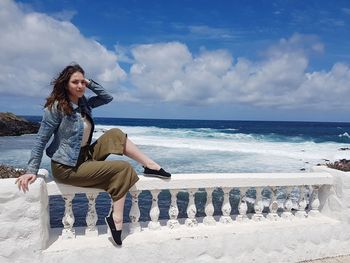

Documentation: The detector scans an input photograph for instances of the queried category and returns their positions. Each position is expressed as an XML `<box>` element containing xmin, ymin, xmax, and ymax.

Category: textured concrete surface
<box><xmin>299</xmin><ymin>255</ymin><xmax>350</xmax><ymax>263</ymax></box>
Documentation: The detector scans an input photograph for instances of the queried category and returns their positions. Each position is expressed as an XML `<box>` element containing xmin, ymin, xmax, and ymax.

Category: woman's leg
<box><xmin>124</xmin><ymin>138</ymin><xmax>161</xmax><ymax>170</ymax></box>
<box><xmin>91</xmin><ymin>128</ymin><xmax>161</xmax><ymax>170</ymax></box>
<box><xmin>112</xmin><ymin>195</ymin><xmax>126</xmax><ymax>230</ymax></box>
<box><xmin>90</xmin><ymin>128</ymin><xmax>170</xmax><ymax>177</ymax></box>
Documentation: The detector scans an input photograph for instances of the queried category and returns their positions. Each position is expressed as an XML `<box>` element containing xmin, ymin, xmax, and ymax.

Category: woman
<box><xmin>15</xmin><ymin>63</ymin><xmax>171</xmax><ymax>246</ymax></box>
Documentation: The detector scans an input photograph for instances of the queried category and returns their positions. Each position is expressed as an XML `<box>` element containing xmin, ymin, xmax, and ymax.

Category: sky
<box><xmin>1</xmin><ymin>0</ymin><xmax>350</xmax><ymax>122</ymax></box>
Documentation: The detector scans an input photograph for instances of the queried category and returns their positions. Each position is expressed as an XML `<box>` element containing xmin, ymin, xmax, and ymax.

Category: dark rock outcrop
<box><xmin>0</xmin><ymin>164</ymin><xmax>25</xmax><ymax>178</ymax></box>
<box><xmin>326</xmin><ymin>159</ymin><xmax>350</xmax><ymax>172</ymax></box>
<box><xmin>0</xmin><ymin>112</ymin><xmax>39</xmax><ymax>136</ymax></box>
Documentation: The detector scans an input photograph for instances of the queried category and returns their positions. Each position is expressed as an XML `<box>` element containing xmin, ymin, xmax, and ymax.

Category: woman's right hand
<box><xmin>15</xmin><ymin>173</ymin><xmax>37</xmax><ymax>193</ymax></box>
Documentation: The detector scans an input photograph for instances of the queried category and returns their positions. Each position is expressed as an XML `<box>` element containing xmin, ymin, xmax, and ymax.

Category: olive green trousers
<box><xmin>51</xmin><ymin>128</ymin><xmax>139</xmax><ymax>202</ymax></box>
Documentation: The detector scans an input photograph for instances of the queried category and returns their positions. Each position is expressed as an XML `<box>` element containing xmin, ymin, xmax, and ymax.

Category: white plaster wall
<box><xmin>0</xmin><ymin>178</ymin><xmax>49</xmax><ymax>263</ymax></box>
<box><xmin>312</xmin><ymin>166</ymin><xmax>350</xmax><ymax>223</ymax></box>
<box><xmin>42</xmin><ymin>217</ymin><xmax>349</xmax><ymax>263</ymax></box>
<box><xmin>1</xmin><ymin>169</ymin><xmax>350</xmax><ymax>263</ymax></box>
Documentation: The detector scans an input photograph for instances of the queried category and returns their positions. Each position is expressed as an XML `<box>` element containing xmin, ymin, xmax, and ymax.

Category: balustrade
<box><xmin>295</xmin><ymin>186</ymin><xmax>308</xmax><ymax>218</ymax></box>
<box><xmin>61</xmin><ymin>194</ymin><xmax>75</xmax><ymax>239</ymax></box>
<box><xmin>129</xmin><ymin>190</ymin><xmax>141</xmax><ymax>233</ymax></box>
<box><xmin>203</xmin><ymin>188</ymin><xmax>215</xmax><ymax>226</ymax></box>
<box><xmin>167</xmin><ymin>189</ymin><xmax>180</xmax><ymax>229</ymax></box>
<box><xmin>46</xmin><ymin>172</ymin><xmax>333</xmax><ymax>239</ymax></box>
<box><xmin>85</xmin><ymin>193</ymin><xmax>98</xmax><ymax>236</ymax></box>
<box><xmin>252</xmin><ymin>187</ymin><xmax>265</xmax><ymax>222</ymax></box>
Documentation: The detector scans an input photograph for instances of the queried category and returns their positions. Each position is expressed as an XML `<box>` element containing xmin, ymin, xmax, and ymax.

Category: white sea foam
<box><xmin>94</xmin><ymin>125</ymin><xmax>349</xmax><ymax>158</ymax></box>
<box><xmin>339</xmin><ymin>132</ymin><xmax>350</xmax><ymax>138</ymax></box>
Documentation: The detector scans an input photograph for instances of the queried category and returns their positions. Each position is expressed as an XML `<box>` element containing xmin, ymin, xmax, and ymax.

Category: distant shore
<box><xmin>0</xmin><ymin>112</ymin><xmax>39</xmax><ymax>136</ymax></box>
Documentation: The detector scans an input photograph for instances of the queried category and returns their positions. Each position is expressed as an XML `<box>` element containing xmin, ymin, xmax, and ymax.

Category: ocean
<box><xmin>1</xmin><ymin>117</ymin><xmax>350</xmax><ymax>227</ymax></box>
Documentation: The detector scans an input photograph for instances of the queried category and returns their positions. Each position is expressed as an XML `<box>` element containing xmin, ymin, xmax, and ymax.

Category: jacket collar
<box><xmin>71</xmin><ymin>102</ymin><xmax>79</xmax><ymax>110</ymax></box>
<box><xmin>70</xmin><ymin>97</ymin><xmax>86</xmax><ymax>112</ymax></box>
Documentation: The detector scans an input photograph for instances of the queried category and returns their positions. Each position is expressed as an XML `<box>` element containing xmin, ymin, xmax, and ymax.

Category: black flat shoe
<box><xmin>143</xmin><ymin>167</ymin><xmax>171</xmax><ymax>179</ymax></box>
<box><xmin>105</xmin><ymin>212</ymin><xmax>122</xmax><ymax>246</ymax></box>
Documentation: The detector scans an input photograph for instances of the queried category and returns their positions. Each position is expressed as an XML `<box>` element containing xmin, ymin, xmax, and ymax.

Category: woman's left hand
<box><xmin>15</xmin><ymin>173</ymin><xmax>37</xmax><ymax>193</ymax></box>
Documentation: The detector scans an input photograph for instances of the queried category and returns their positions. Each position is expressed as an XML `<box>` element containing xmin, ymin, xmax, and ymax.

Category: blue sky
<box><xmin>1</xmin><ymin>0</ymin><xmax>350</xmax><ymax>121</ymax></box>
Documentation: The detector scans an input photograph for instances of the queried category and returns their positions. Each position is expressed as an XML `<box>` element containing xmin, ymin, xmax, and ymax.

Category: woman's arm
<box><xmin>26</xmin><ymin>104</ymin><xmax>62</xmax><ymax>175</ymax></box>
<box><xmin>86</xmin><ymin>79</ymin><xmax>113</xmax><ymax>108</ymax></box>
<box><xmin>17</xmin><ymin>105</ymin><xmax>62</xmax><ymax>192</ymax></box>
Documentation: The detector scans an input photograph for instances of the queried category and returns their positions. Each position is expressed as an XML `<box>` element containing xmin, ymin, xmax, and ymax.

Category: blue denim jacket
<box><xmin>26</xmin><ymin>80</ymin><xmax>113</xmax><ymax>174</ymax></box>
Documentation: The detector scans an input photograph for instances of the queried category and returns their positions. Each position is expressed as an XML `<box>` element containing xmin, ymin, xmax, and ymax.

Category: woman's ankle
<box><xmin>144</xmin><ymin>162</ymin><xmax>161</xmax><ymax>171</ymax></box>
<box><xmin>112</xmin><ymin>214</ymin><xmax>123</xmax><ymax>230</ymax></box>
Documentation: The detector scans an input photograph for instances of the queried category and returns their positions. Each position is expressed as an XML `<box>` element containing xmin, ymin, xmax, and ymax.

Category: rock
<box><xmin>339</xmin><ymin>147</ymin><xmax>350</xmax><ymax>151</ymax></box>
<box><xmin>0</xmin><ymin>164</ymin><xmax>25</xmax><ymax>179</ymax></box>
<box><xmin>326</xmin><ymin>159</ymin><xmax>350</xmax><ymax>172</ymax></box>
<box><xmin>0</xmin><ymin>112</ymin><xmax>39</xmax><ymax>136</ymax></box>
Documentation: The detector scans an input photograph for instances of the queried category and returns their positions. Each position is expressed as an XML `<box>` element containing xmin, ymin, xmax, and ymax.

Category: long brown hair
<box><xmin>45</xmin><ymin>63</ymin><xmax>85</xmax><ymax>115</ymax></box>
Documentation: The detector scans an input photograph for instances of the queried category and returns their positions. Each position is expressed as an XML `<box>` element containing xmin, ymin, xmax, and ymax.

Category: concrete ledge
<box><xmin>43</xmin><ymin>215</ymin><xmax>349</xmax><ymax>263</ymax></box>
<box><xmin>46</xmin><ymin>172</ymin><xmax>334</xmax><ymax>196</ymax></box>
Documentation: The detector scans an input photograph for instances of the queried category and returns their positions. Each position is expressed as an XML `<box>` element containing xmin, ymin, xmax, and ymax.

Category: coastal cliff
<box><xmin>0</xmin><ymin>112</ymin><xmax>39</xmax><ymax>136</ymax></box>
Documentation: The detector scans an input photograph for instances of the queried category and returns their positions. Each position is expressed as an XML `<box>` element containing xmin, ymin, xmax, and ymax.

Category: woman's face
<box><xmin>67</xmin><ymin>71</ymin><xmax>86</xmax><ymax>104</ymax></box>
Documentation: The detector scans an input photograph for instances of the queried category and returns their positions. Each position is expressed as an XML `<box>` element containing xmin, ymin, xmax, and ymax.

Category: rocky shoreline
<box><xmin>326</xmin><ymin>159</ymin><xmax>350</xmax><ymax>172</ymax></box>
<box><xmin>0</xmin><ymin>164</ymin><xmax>25</xmax><ymax>179</ymax></box>
<box><xmin>0</xmin><ymin>112</ymin><xmax>39</xmax><ymax>136</ymax></box>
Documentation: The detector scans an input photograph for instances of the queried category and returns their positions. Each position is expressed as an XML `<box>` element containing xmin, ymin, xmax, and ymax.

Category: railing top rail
<box><xmin>46</xmin><ymin>172</ymin><xmax>333</xmax><ymax>196</ymax></box>
<box><xmin>132</xmin><ymin>172</ymin><xmax>333</xmax><ymax>190</ymax></box>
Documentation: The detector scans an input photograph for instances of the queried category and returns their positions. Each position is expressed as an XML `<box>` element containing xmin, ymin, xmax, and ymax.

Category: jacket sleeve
<box><xmin>26</xmin><ymin>104</ymin><xmax>62</xmax><ymax>175</ymax></box>
<box><xmin>86</xmin><ymin>79</ymin><xmax>113</xmax><ymax>109</ymax></box>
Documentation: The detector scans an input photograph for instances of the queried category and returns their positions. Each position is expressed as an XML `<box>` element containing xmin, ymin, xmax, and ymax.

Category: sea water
<box><xmin>1</xmin><ymin>117</ymin><xmax>350</xmax><ymax>227</ymax></box>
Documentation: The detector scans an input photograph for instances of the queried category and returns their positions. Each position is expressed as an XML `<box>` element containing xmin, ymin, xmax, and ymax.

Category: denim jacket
<box><xmin>26</xmin><ymin>80</ymin><xmax>113</xmax><ymax>175</ymax></box>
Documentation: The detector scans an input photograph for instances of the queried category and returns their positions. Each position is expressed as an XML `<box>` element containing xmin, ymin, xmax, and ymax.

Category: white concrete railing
<box><xmin>46</xmin><ymin>172</ymin><xmax>334</xmax><ymax>239</ymax></box>
<box><xmin>3</xmin><ymin>167</ymin><xmax>350</xmax><ymax>263</ymax></box>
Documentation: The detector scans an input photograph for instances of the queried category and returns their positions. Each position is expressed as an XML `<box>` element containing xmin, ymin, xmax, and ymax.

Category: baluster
<box><xmin>236</xmin><ymin>187</ymin><xmax>248</xmax><ymax>222</ymax></box>
<box><xmin>220</xmin><ymin>187</ymin><xmax>233</xmax><ymax>224</ymax></box>
<box><xmin>148</xmin><ymin>190</ymin><xmax>161</xmax><ymax>230</ymax></box>
<box><xmin>167</xmin><ymin>189</ymin><xmax>180</xmax><ymax>229</ymax></box>
<box><xmin>61</xmin><ymin>194</ymin><xmax>75</xmax><ymax>239</ymax></box>
<box><xmin>281</xmin><ymin>187</ymin><xmax>294</xmax><ymax>220</ymax></box>
<box><xmin>85</xmin><ymin>193</ymin><xmax>98</xmax><ymax>236</ymax></box>
<box><xmin>203</xmin><ymin>188</ymin><xmax>216</xmax><ymax>226</ymax></box>
<box><xmin>295</xmin><ymin>186</ymin><xmax>307</xmax><ymax>218</ymax></box>
<box><xmin>252</xmin><ymin>187</ymin><xmax>265</xmax><ymax>222</ymax></box>
<box><xmin>185</xmin><ymin>188</ymin><xmax>198</xmax><ymax>227</ymax></box>
<box><xmin>308</xmin><ymin>185</ymin><xmax>320</xmax><ymax>217</ymax></box>
<box><xmin>129</xmin><ymin>190</ymin><xmax>141</xmax><ymax>233</ymax></box>
<box><xmin>267</xmin><ymin>187</ymin><xmax>279</xmax><ymax>221</ymax></box>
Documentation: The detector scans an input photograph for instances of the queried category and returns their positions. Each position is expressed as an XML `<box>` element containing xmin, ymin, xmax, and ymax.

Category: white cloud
<box><xmin>130</xmin><ymin>42</ymin><xmax>192</xmax><ymax>101</ymax></box>
<box><xmin>188</xmin><ymin>25</ymin><xmax>235</xmax><ymax>39</ymax></box>
<box><xmin>1</xmin><ymin>0</ymin><xmax>349</xmax><ymax>112</ymax></box>
<box><xmin>114</xmin><ymin>44</ymin><xmax>134</xmax><ymax>64</ymax></box>
<box><xmin>0</xmin><ymin>0</ymin><xmax>125</xmax><ymax>97</ymax></box>
<box><xmin>51</xmin><ymin>10</ymin><xmax>77</xmax><ymax>21</ymax></box>
<box><xmin>130</xmin><ymin>42</ymin><xmax>234</xmax><ymax>104</ymax></box>
<box><xmin>128</xmin><ymin>34</ymin><xmax>350</xmax><ymax>110</ymax></box>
